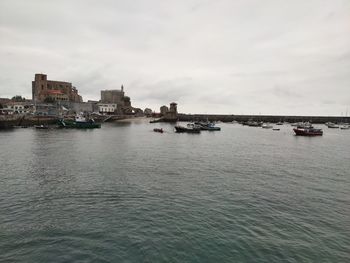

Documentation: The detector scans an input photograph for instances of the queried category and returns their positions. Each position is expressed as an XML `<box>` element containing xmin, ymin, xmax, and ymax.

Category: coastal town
<box><xmin>0</xmin><ymin>73</ymin><xmax>178</xmax><ymax>128</ymax></box>
<box><xmin>0</xmin><ymin>73</ymin><xmax>350</xmax><ymax>134</ymax></box>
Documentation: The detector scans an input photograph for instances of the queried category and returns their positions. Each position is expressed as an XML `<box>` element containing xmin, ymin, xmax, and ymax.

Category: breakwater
<box><xmin>178</xmin><ymin>114</ymin><xmax>350</xmax><ymax>124</ymax></box>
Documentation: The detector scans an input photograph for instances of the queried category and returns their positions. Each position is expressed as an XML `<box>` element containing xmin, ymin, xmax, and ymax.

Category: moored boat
<box><xmin>35</xmin><ymin>125</ymin><xmax>49</xmax><ymax>129</ymax></box>
<box><xmin>153</xmin><ymin>128</ymin><xmax>164</xmax><ymax>133</ymax></box>
<box><xmin>293</xmin><ymin>127</ymin><xmax>323</xmax><ymax>136</ymax></box>
<box><xmin>175</xmin><ymin>123</ymin><xmax>201</xmax><ymax>133</ymax></box>
<box><xmin>326</xmin><ymin>122</ymin><xmax>339</xmax><ymax>128</ymax></box>
<box><xmin>58</xmin><ymin>114</ymin><xmax>101</xmax><ymax>129</ymax></box>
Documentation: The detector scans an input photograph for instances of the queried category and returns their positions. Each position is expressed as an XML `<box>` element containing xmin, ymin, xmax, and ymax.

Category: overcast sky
<box><xmin>0</xmin><ymin>0</ymin><xmax>349</xmax><ymax>115</ymax></box>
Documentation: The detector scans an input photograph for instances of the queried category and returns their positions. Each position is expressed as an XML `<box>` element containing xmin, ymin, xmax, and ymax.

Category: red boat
<box><xmin>153</xmin><ymin>128</ymin><xmax>163</xmax><ymax>133</ymax></box>
<box><xmin>293</xmin><ymin>127</ymin><xmax>323</xmax><ymax>136</ymax></box>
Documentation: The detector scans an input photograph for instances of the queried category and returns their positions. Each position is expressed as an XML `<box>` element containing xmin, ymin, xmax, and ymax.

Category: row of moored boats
<box><xmin>325</xmin><ymin>122</ymin><xmax>350</xmax><ymax>130</ymax></box>
<box><xmin>153</xmin><ymin>121</ymin><xmax>222</xmax><ymax>134</ymax></box>
<box><xmin>174</xmin><ymin>121</ymin><xmax>221</xmax><ymax>133</ymax></box>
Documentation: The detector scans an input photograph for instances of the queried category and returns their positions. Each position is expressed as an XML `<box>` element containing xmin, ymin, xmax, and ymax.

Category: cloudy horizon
<box><xmin>1</xmin><ymin>0</ymin><xmax>349</xmax><ymax>116</ymax></box>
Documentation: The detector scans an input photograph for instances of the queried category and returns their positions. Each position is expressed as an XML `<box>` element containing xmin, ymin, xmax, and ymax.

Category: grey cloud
<box><xmin>271</xmin><ymin>86</ymin><xmax>303</xmax><ymax>99</ymax></box>
<box><xmin>0</xmin><ymin>0</ymin><xmax>349</xmax><ymax>115</ymax></box>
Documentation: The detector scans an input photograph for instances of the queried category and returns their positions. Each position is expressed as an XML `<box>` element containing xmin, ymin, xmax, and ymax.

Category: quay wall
<box><xmin>0</xmin><ymin>114</ymin><xmax>132</xmax><ymax>129</ymax></box>
<box><xmin>178</xmin><ymin>114</ymin><xmax>350</xmax><ymax>124</ymax></box>
<box><xmin>0</xmin><ymin>115</ymin><xmax>58</xmax><ymax>128</ymax></box>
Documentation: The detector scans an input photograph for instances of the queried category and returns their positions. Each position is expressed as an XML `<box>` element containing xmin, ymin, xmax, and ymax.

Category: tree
<box><xmin>11</xmin><ymin>95</ymin><xmax>25</xmax><ymax>102</ymax></box>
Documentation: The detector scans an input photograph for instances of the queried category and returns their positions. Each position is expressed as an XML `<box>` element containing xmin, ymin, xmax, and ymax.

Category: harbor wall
<box><xmin>178</xmin><ymin>114</ymin><xmax>350</xmax><ymax>124</ymax></box>
<box><xmin>0</xmin><ymin>115</ymin><xmax>58</xmax><ymax>128</ymax></box>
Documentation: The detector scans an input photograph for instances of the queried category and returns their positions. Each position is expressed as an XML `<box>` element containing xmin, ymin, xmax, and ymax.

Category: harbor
<box><xmin>1</xmin><ymin>119</ymin><xmax>349</xmax><ymax>262</ymax></box>
<box><xmin>1</xmin><ymin>0</ymin><xmax>350</xmax><ymax>261</ymax></box>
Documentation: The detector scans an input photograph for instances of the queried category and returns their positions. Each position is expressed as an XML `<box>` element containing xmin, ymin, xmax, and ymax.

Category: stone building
<box><xmin>163</xmin><ymin>102</ymin><xmax>178</xmax><ymax>121</ymax></box>
<box><xmin>100</xmin><ymin>85</ymin><xmax>132</xmax><ymax>114</ymax></box>
<box><xmin>101</xmin><ymin>86</ymin><xmax>124</xmax><ymax>104</ymax></box>
<box><xmin>98</xmin><ymin>103</ymin><xmax>117</xmax><ymax>114</ymax></box>
<box><xmin>32</xmin><ymin>73</ymin><xmax>82</xmax><ymax>103</ymax></box>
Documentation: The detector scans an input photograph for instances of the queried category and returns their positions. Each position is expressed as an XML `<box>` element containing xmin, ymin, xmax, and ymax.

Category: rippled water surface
<box><xmin>0</xmin><ymin>121</ymin><xmax>349</xmax><ymax>262</ymax></box>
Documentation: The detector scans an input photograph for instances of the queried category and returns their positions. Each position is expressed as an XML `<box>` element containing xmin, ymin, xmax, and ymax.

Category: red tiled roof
<box><xmin>47</xmin><ymin>90</ymin><xmax>64</xmax><ymax>95</ymax></box>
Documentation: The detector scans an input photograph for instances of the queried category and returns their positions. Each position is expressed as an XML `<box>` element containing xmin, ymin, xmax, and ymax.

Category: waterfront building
<box><xmin>32</xmin><ymin>73</ymin><xmax>83</xmax><ymax>103</ymax></box>
<box><xmin>98</xmin><ymin>103</ymin><xmax>117</xmax><ymax>114</ymax></box>
<box><xmin>2</xmin><ymin>101</ymin><xmax>34</xmax><ymax>115</ymax></box>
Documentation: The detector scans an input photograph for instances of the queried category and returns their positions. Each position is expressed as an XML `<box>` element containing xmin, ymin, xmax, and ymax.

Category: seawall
<box><xmin>178</xmin><ymin>114</ymin><xmax>350</xmax><ymax>124</ymax></box>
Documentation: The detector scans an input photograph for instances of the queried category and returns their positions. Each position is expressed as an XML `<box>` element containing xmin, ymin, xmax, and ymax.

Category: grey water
<box><xmin>0</xmin><ymin>121</ymin><xmax>349</xmax><ymax>262</ymax></box>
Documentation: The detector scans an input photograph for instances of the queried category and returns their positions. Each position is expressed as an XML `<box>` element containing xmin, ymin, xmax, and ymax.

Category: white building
<box><xmin>98</xmin><ymin>103</ymin><xmax>117</xmax><ymax>114</ymax></box>
<box><xmin>4</xmin><ymin>103</ymin><xmax>31</xmax><ymax>114</ymax></box>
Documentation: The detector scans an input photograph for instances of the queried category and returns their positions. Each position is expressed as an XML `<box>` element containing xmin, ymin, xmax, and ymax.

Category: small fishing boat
<box><xmin>272</xmin><ymin>128</ymin><xmax>280</xmax><ymax>131</ymax></box>
<box><xmin>340</xmin><ymin>125</ymin><xmax>350</xmax><ymax>130</ymax></box>
<box><xmin>326</xmin><ymin>122</ymin><xmax>339</xmax><ymax>128</ymax></box>
<box><xmin>153</xmin><ymin>128</ymin><xmax>164</xmax><ymax>133</ymax></box>
<box><xmin>175</xmin><ymin>123</ymin><xmax>201</xmax><ymax>133</ymax></box>
<box><xmin>58</xmin><ymin>114</ymin><xmax>101</xmax><ymax>129</ymax></box>
<box><xmin>293</xmin><ymin>127</ymin><xmax>323</xmax><ymax>136</ymax></box>
<box><xmin>35</xmin><ymin>125</ymin><xmax>49</xmax><ymax>129</ymax></box>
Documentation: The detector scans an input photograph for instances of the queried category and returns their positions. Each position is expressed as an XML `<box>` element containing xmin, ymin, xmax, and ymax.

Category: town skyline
<box><xmin>1</xmin><ymin>0</ymin><xmax>349</xmax><ymax>116</ymax></box>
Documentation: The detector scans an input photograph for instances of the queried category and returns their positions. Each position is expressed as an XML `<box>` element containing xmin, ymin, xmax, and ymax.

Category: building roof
<box><xmin>47</xmin><ymin>90</ymin><xmax>64</xmax><ymax>95</ymax></box>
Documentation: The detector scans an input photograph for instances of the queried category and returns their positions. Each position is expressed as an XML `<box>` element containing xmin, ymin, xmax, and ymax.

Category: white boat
<box><xmin>340</xmin><ymin>125</ymin><xmax>350</xmax><ymax>130</ymax></box>
<box><xmin>326</xmin><ymin>122</ymin><xmax>339</xmax><ymax>128</ymax></box>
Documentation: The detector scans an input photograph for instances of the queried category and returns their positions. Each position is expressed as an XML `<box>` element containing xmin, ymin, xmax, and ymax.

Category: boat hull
<box><xmin>153</xmin><ymin>128</ymin><xmax>164</xmax><ymax>133</ymax></box>
<box><xmin>200</xmin><ymin>126</ymin><xmax>221</xmax><ymax>131</ymax></box>
<box><xmin>58</xmin><ymin>120</ymin><xmax>101</xmax><ymax>129</ymax></box>
<box><xmin>293</xmin><ymin>128</ymin><xmax>323</xmax><ymax>136</ymax></box>
<box><xmin>175</xmin><ymin>126</ymin><xmax>200</xmax><ymax>133</ymax></box>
